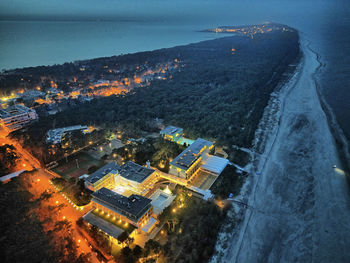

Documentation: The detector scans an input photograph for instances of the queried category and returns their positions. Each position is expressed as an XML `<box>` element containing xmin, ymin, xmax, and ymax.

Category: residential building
<box><xmin>90</xmin><ymin>187</ymin><xmax>157</xmax><ymax>233</ymax></box>
<box><xmin>0</xmin><ymin>104</ymin><xmax>38</xmax><ymax>131</ymax></box>
<box><xmin>169</xmin><ymin>138</ymin><xmax>214</xmax><ymax>180</ymax></box>
<box><xmin>160</xmin><ymin>125</ymin><xmax>183</xmax><ymax>142</ymax></box>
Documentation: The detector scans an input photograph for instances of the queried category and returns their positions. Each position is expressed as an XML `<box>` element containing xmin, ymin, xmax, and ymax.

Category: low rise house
<box><xmin>0</xmin><ymin>104</ymin><xmax>38</xmax><ymax>131</ymax></box>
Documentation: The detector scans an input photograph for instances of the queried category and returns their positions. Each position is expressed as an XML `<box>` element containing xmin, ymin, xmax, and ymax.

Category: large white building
<box><xmin>46</xmin><ymin>125</ymin><xmax>89</xmax><ymax>144</ymax></box>
<box><xmin>0</xmin><ymin>104</ymin><xmax>38</xmax><ymax>131</ymax></box>
<box><xmin>84</xmin><ymin>161</ymin><xmax>158</xmax><ymax>195</ymax></box>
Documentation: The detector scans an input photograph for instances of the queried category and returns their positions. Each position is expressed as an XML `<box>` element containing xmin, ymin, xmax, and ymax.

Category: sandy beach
<box><xmin>213</xmin><ymin>36</ymin><xmax>350</xmax><ymax>263</ymax></box>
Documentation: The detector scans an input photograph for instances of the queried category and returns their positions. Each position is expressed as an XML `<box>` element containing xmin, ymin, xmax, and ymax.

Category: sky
<box><xmin>0</xmin><ymin>0</ymin><xmax>335</xmax><ymax>21</ymax></box>
<box><xmin>1</xmin><ymin>0</ymin><xmax>214</xmax><ymax>19</ymax></box>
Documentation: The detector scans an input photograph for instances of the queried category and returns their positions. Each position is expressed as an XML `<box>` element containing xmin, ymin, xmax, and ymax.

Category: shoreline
<box><xmin>212</xmin><ymin>33</ymin><xmax>350</xmax><ymax>262</ymax></box>
<box><xmin>309</xmin><ymin>46</ymin><xmax>350</xmax><ymax>175</ymax></box>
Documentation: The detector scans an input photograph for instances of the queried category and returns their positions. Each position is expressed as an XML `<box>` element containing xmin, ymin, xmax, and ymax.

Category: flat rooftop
<box><xmin>0</xmin><ymin>104</ymin><xmax>35</xmax><ymax>118</ymax></box>
<box><xmin>160</xmin><ymin>125</ymin><xmax>183</xmax><ymax>136</ymax></box>
<box><xmin>83</xmin><ymin>211</ymin><xmax>125</xmax><ymax>239</ymax></box>
<box><xmin>85</xmin><ymin>162</ymin><xmax>120</xmax><ymax>184</ymax></box>
<box><xmin>201</xmin><ymin>155</ymin><xmax>229</xmax><ymax>175</ymax></box>
<box><xmin>92</xmin><ymin>187</ymin><xmax>152</xmax><ymax>222</ymax></box>
<box><xmin>170</xmin><ymin>138</ymin><xmax>213</xmax><ymax>170</ymax></box>
<box><xmin>118</xmin><ymin>161</ymin><xmax>155</xmax><ymax>183</ymax></box>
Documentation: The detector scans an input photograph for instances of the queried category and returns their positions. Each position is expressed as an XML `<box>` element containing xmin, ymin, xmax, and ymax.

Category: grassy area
<box><xmin>92</xmin><ymin>210</ymin><xmax>136</xmax><ymax>234</ymax></box>
<box><xmin>52</xmin><ymin>152</ymin><xmax>105</xmax><ymax>178</ymax></box>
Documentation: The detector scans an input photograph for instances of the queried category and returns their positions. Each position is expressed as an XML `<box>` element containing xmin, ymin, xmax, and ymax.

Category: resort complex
<box><xmin>80</xmin><ymin>125</ymin><xmax>229</xmax><ymax>247</ymax></box>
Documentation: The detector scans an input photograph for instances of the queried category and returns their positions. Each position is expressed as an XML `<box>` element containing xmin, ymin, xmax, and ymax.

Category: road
<box><xmin>28</xmin><ymin>168</ymin><xmax>100</xmax><ymax>263</ymax></box>
<box><xmin>222</xmin><ymin>37</ymin><xmax>350</xmax><ymax>262</ymax></box>
<box><xmin>0</xmin><ymin>126</ymin><xmax>40</xmax><ymax>171</ymax></box>
<box><xmin>0</xmin><ymin>126</ymin><xmax>102</xmax><ymax>262</ymax></box>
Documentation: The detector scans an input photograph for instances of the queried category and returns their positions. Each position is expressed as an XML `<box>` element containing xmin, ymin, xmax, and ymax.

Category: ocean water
<box><xmin>0</xmin><ymin>0</ymin><xmax>349</xmax><ymax>145</ymax></box>
<box><xmin>0</xmin><ymin>20</ymin><xmax>218</xmax><ymax>70</ymax></box>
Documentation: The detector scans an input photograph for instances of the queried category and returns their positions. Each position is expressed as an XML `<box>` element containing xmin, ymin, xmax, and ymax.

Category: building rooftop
<box><xmin>160</xmin><ymin>125</ymin><xmax>183</xmax><ymax>136</ymax></box>
<box><xmin>118</xmin><ymin>161</ymin><xmax>155</xmax><ymax>183</ymax></box>
<box><xmin>83</xmin><ymin>211</ymin><xmax>126</xmax><ymax>239</ymax></box>
<box><xmin>46</xmin><ymin>125</ymin><xmax>88</xmax><ymax>144</ymax></box>
<box><xmin>201</xmin><ymin>155</ymin><xmax>229</xmax><ymax>175</ymax></box>
<box><xmin>86</xmin><ymin>162</ymin><xmax>120</xmax><ymax>184</ymax></box>
<box><xmin>170</xmin><ymin>138</ymin><xmax>213</xmax><ymax>170</ymax></box>
<box><xmin>0</xmin><ymin>104</ymin><xmax>36</xmax><ymax>119</ymax></box>
<box><xmin>92</xmin><ymin>187</ymin><xmax>152</xmax><ymax>222</ymax></box>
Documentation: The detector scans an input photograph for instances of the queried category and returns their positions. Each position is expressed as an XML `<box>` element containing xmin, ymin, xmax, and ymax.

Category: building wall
<box><xmin>169</xmin><ymin>156</ymin><xmax>202</xmax><ymax>180</ymax></box>
<box><xmin>91</xmin><ymin>201</ymin><xmax>154</xmax><ymax>232</ymax></box>
<box><xmin>0</xmin><ymin>110</ymin><xmax>38</xmax><ymax>131</ymax></box>
<box><xmin>86</xmin><ymin>172</ymin><xmax>117</xmax><ymax>192</ymax></box>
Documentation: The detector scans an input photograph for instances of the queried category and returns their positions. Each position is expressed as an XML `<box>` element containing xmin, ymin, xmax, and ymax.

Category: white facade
<box><xmin>0</xmin><ymin>105</ymin><xmax>38</xmax><ymax>131</ymax></box>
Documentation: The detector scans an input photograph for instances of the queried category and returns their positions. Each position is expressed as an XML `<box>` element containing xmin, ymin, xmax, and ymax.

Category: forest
<box><xmin>10</xmin><ymin>27</ymin><xmax>300</xmax><ymax>165</ymax></box>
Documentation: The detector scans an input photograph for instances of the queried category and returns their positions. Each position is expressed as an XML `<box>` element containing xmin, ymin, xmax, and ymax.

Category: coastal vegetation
<box><xmin>8</xmin><ymin>28</ymin><xmax>300</xmax><ymax>168</ymax></box>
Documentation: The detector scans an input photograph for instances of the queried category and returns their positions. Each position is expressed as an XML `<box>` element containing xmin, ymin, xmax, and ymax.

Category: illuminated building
<box><xmin>0</xmin><ymin>104</ymin><xmax>38</xmax><ymax>131</ymax></box>
<box><xmin>84</xmin><ymin>162</ymin><xmax>120</xmax><ymax>192</ymax></box>
<box><xmin>85</xmin><ymin>161</ymin><xmax>157</xmax><ymax>195</ymax></box>
<box><xmin>114</xmin><ymin>161</ymin><xmax>157</xmax><ymax>195</ymax></box>
<box><xmin>169</xmin><ymin>138</ymin><xmax>214</xmax><ymax>180</ymax></box>
<box><xmin>88</xmin><ymin>187</ymin><xmax>157</xmax><ymax>234</ymax></box>
<box><xmin>160</xmin><ymin>126</ymin><xmax>183</xmax><ymax>143</ymax></box>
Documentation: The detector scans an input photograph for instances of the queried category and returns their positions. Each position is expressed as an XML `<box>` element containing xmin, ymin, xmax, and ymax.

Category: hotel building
<box><xmin>0</xmin><ymin>104</ymin><xmax>38</xmax><ymax>131</ymax></box>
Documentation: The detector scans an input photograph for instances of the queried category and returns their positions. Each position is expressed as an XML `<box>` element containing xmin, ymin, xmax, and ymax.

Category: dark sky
<box><xmin>0</xmin><ymin>0</ymin><xmax>335</xmax><ymax>21</ymax></box>
<box><xmin>1</xmin><ymin>0</ymin><xmax>215</xmax><ymax>18</ymax></box>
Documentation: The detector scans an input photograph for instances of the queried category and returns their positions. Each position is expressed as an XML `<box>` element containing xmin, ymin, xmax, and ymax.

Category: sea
<box><xmin>0</xmin><ymin>0</ymin><xmax>349</xmax><ymax>153</ymax></box>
